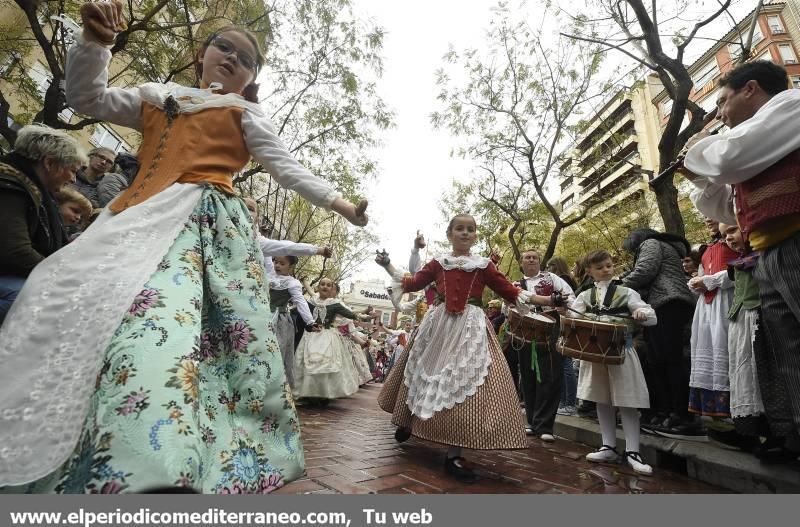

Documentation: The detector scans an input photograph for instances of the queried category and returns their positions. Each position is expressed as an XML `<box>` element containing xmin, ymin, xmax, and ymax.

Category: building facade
<box><xmin>559</xmin><ymin>0</ymin><xmax>800</xmax><ymax>228</ymax></box>
<box><xmin>558</xmin><ymin>74</ymin><xmax>663</xmax><ymax>220</ymax></box>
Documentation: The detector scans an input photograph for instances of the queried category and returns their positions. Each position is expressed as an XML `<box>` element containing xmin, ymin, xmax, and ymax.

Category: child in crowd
<box><xmin>293</xmin><ymin>278</ymin><xmax>361</xmax><ymax>403</ymax></box>
<box><xmin>568</xmin><ymin>249</ymin><xmax>656</xmax><ymax>476</ymax></box>
<box><xmin>269</xmin><ymin>255</ymin><xmax>321</xmax><ymax>388</ymax></box>
<box><xmin>718</xmin><ymin>223</ymin><xmax>775</xmax><ymax>450</ymax></box>
<box><xmin>686</xmin><ymin>219</ymin><xmax>737</xmax><ymax>423</ymax></box>
<box><xmin>54</xmin><ymin>186</ymin><xmax>92</xmax><ymax>228</ymax></box>
<box><xmin>375</xmin><ymin>215</ymin><xmax>557</xmax><ymax>481</ymax></box>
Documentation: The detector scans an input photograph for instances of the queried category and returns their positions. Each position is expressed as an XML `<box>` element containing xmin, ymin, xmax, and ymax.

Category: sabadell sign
<box><xmin>359</xmin><ymin>289</ymin><xmax>390</xmax><ymax>301</ymax></box>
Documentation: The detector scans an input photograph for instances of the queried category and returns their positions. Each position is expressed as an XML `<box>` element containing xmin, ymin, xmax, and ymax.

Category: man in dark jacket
<box><xmin>72</xmin><ymin>146</ymin><xmax>115</xmax><ymax>208</ymax></box>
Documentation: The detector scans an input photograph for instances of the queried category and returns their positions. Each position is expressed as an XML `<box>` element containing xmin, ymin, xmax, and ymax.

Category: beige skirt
<box><xmin>377</xmin><ymin>324</ymin><xmax>527</xmax><ymax>450</ymax></box>
<box><xmin>576</xmin><ymin>347</ymin><xmax>650</xmax><ymax>408</ymax></box>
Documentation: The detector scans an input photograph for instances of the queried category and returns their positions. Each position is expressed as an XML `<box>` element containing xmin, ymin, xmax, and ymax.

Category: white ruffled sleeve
<box><xmin>288</xmin><ymin>280</ymin><xmax>314</xmax><ymax>325</ymax></box>
<box><xmin>688</xmin><ymin>180</ymin><xmax>737</xmax><ymax>226</ymax></box>
<box><xmin>701</xmin><ymin>269</ymin><xmax>733</xmax><ymax>291</ymax></box>
<box><xmin>259</xmin><ymin>237</ymin><xmax>319</xmax><ymax>258</ymax></box>
<box><xmin>242</xmin><ymin>110</ymin><xmax>341</xmax><ymax>209</ymax></box>
<box><xmin>65</xmin><ymin>32</ymin><xmax>143</xmax><ymax>130</ymax></box>
<box><xmin>684</xmin><ymin>90</ymin><xmax>800</xmax><ymax>184</ymax></box>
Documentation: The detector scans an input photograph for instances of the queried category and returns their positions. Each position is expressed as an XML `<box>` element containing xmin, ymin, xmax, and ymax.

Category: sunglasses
<box><xmin>210</xmin><ymin>37</ymin><xmax>257</xmax><ymax>72</ymax></box>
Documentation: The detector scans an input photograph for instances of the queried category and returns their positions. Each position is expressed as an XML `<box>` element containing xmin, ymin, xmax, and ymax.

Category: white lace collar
<box><xmin>313</xmin><ymin>295</ymin><xmax>342</xmax><ymax>307</ymax></box>
<box><xmin>435</xmin><ymin>254</ymin><xmax>490</xmax><ymax>271</ymax></box>
<box><xmin>268</xmin><ymin>274</ymin><xmax>297</xmax><ymax>291</ymax></box>
<box><xmin>137</xmin><ymin>82</ymin><xmax>266</xmax><ymax>117</ymax></box>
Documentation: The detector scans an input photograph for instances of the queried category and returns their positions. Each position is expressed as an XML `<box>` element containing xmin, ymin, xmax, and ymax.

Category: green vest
<box><xmin>728</xmin><ymin>268</ymin><xmax>760</xmax><ymax>321</ymax></box>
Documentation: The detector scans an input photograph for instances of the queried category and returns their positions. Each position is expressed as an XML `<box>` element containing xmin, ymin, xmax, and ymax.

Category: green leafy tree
<box><xmin>562</xmin><ymin>0</ymin><xmax>759</xmax><ymax>235</ymax></box>
<box><xmin>431</xmin><ymin>1</ymin><xmax>619</xmax><ymax>264</ymax></box>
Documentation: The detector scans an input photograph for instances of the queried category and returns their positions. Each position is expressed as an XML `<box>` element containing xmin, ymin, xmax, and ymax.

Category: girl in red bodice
<box><xmin>375</xmin><ymin>214</ymin><xmax>555</xmax><ymax>481</ymax></box>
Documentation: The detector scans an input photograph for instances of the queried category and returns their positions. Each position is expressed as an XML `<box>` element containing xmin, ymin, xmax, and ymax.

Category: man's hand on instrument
<box><xmin>80</xmin><ymin>1</ymin><xmax>126</xmax><ymax>45</ymax></box>
<box><xmin>550</xmin><ymin>292</ymin><xmax>566</xmax><ymax>307</ymax></box>
<box><xmin>632</xmin><ymin>309</ymin><xmax>648</xmax><ymax>322</ymax></box>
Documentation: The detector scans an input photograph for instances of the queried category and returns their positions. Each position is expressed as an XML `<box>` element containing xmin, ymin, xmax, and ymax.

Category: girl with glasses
<box><xmin>0</xmin><ymin>0</ymin><xmax>367</xmax><ymax>494</ymax></box>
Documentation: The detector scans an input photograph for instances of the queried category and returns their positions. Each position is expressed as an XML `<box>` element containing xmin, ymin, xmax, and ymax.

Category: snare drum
<box><xmin>557</xmin><ymin>317</ymin><xmax>627</xmax><ymax>365</ymax></box>
<box><xmin>506</xmin><ymin>308</ymin><xmax>556</xmax><ymax>343</ymax></box>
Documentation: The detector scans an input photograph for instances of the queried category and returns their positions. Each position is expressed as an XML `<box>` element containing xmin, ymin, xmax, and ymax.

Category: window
<box><xmin>661</xmin><ymin>98</ymin><xmax>673</xmax><ymax>117</ymax></box>
<box><xmin>792</xmin><ymin>76</ymin><xmax>800</xmax><ymax>89</ymax></box>
<box><xmin>728</xmin><ymin>43</ymin><xmax>743</xmax><ymax>61</ymax></box>
<box><xmin>699</xmin><ymin>89</ymin><xmax>719</xmax><ymax>113</ymax></box>
<box><xmin>755</xmin><ymin>49</ymin><xmax>775</xmax><ymax>63</ymax></box>
<box><xmin>58</xmin><ymin>107</ymin><xmax>75</xmax><ymax>124</ymax></box>
<box><xmin>561</xmin><ymin>195</ymin><xmax>574</xmax><ymax>209</ymax></box>
<box><xmin>752</xmin><ymin>23</ymin><xmax>764</xmax><ymax>45</ymax></box>
<box><xmin>560</xmin><ymin>176</ymin><xmax>574</xmax><ymax>192</ymax></box>
<box><xmin>778</xmin><ymin>44</ymin><xmax>798</xmax><ymax>65</ymax></box>
<box><xmin>91</xmin><ymin>124</ymin><xmax>130</xmax><ymax>153</ymax></box>
<box><xmin>692</xmin><ymin>59</ymin><xmax>719</xmax><ymax>90</ymax></box>
<box><xmin>28</xmin><ymin>62</ymin><xmax>51</xmax><ymax>98</ymax></box>
<box><xmin>767</xmin><ymin>15</ymin><xmax>784</xmax><ymax>34</ymax></box>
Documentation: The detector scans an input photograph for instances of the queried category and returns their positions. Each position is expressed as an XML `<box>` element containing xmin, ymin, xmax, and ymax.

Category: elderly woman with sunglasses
<box><xmin>0</xmin><ymin>124</ymin><xmax>85</xmax><ymax>326</ymax></box>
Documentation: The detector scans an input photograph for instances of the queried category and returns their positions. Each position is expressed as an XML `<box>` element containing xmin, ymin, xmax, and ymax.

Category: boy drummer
<box><xmin>567</xmin><ymin>249</ymin><xmax>657</xmax><ymax>475</ymax></box>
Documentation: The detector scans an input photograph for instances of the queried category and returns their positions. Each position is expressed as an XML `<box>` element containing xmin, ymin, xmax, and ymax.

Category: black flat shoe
<box><xmin>444</xmin><ymin>456</ymin><xmax>477</xmax><ymax>482</ymax></box>
<box><xmin>394</xmin><ymin>426</ymin><xmax>412</xmax><ymax>443</ymax></box>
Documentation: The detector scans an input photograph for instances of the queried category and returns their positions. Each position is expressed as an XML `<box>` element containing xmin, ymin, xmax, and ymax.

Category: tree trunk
<box><xmin>652</xmin><ymin>179</ymin><xmax>685</xmax><ymax>234</ymax></box>
<box><xmin>542</xmin><ymin>222</ymin><xmax>563</xmax><ymax>264</ymax></box>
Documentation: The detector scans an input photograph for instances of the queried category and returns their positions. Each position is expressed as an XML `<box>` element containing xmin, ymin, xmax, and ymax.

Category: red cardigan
<box><xmin>402</xmin><ymin>259</ymin><xmax>521</xmax><ymax>314</ymax></box>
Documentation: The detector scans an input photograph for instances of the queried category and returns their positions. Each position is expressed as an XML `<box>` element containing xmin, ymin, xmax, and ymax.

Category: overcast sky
<box><xmin>345</xmin><ymin>0</ymin><xmax>756</xmax><ymax>286</ymax></box>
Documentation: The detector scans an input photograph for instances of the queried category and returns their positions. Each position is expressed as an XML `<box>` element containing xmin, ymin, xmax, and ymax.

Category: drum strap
<box><xmin>588</xmin><ymin>283</ymin><xmax>629</xmax><ymax>316</ymax></box>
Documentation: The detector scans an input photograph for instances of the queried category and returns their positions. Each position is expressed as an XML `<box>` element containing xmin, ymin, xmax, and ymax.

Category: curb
<box><xmin>554</xmin><ymin>415</ymin><xmax>800</xmax><ymax>493</ymax></box>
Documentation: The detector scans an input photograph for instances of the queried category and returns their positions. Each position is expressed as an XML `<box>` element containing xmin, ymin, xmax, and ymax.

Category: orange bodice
<box><xmin>110</xmin><ymin>101</ymin><xmax>250</xmax><ymax>212</ymax></box>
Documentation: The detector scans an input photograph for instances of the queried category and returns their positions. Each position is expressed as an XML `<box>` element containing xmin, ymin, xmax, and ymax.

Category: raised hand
<box><xmin>375</xmin><ymin>249</ymin><xmax>390</xmax><ymax>267</ymax></box>
<box><xmin>318</xmin><ymin>246</ymin><xmax>333</xmax><ymax>258</ymax></box>
<box><xmin>414</xmin><ymin>231</ymin><xmax>426</xmax><ymax>249</ymax></box>
<box><xmin>80</xmin><ymin>1</ymin><xmax>126</xmax><ymax>44</ymax></box>
<box><xmin>331</xmin><ymin>198</ymin><xmax>369</xmax><ymax>227</ymax></box>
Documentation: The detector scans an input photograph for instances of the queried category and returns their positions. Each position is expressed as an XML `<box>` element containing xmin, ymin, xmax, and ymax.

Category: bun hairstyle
<box><xmin>195</xmin><ymin>26</ymin><xmax>265</xmax><ymax>103</ymax></box>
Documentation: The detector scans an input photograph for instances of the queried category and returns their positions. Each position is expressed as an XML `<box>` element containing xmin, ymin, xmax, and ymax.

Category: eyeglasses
<box><xmin>210</xmin><ymin>37</ymin><xmax>257</xmax><ymax>72</ymax></box>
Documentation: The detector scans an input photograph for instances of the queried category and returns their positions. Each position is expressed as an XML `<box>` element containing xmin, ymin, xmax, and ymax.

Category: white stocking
<box><xmin>596</xmin><ymin>403</ymin><xmax>618</xmax><ymax>448</ymax></box>
<box><xmin>619</xmin><ymin>407</ymin><xmax>641</xmax><ymax>453</ymax></box>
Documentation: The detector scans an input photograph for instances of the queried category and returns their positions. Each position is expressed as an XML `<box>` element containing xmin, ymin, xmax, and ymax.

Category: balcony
<box><xmin>578</xmin><ymin>114</ymin><xmax>635</xmax><ymax>163</ymax></box>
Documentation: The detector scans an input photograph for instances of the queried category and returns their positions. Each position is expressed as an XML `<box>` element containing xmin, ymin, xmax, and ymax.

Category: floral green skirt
<box><xmin>9</xmin><ymin>188</ymin><xmax>304</xmax><ymax>493</ymax></box>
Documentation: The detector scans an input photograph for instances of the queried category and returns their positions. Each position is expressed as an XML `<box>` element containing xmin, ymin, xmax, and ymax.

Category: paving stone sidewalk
<box><xmin>277</xmin><ymin>384</ymin><xmax>725</xmax><ymax>494</ymax></box>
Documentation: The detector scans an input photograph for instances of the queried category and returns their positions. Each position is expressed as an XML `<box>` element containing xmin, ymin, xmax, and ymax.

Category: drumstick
<box><xmin>561</xmin><ymin>306</ymin><xmax>636</xmax><ymax>320</ymax></box>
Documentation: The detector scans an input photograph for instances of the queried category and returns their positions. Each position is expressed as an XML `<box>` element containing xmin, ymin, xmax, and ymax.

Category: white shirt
<box><xmin>685</xmin><ymin>89</ymin><xmax>800</xmax><ymax>222</ymax></box>
<box><xmin>66</xmin><ymin>34</ymin><xmax>341</xmax><ymax>210</ymax></box>
<box><xmin>520</xmin><ymin>272</ymin><xmax>576</xmax><ymax>304</ymax></box>
<box><xmin>258</xmin><ymin>236</ymin><xmax>319</xmax><ymax>276</ymax></box>
<box><xmin>569</xmin><ymin>280</ymin><xmax>657</xmax><ymax>326</ymax></box>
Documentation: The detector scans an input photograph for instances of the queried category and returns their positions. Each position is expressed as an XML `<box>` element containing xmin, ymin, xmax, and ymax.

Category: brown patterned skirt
<box><xmin>377</xmin><ymin>324</ymin><xmax>527</xmax><ymax>450</ymax></box>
